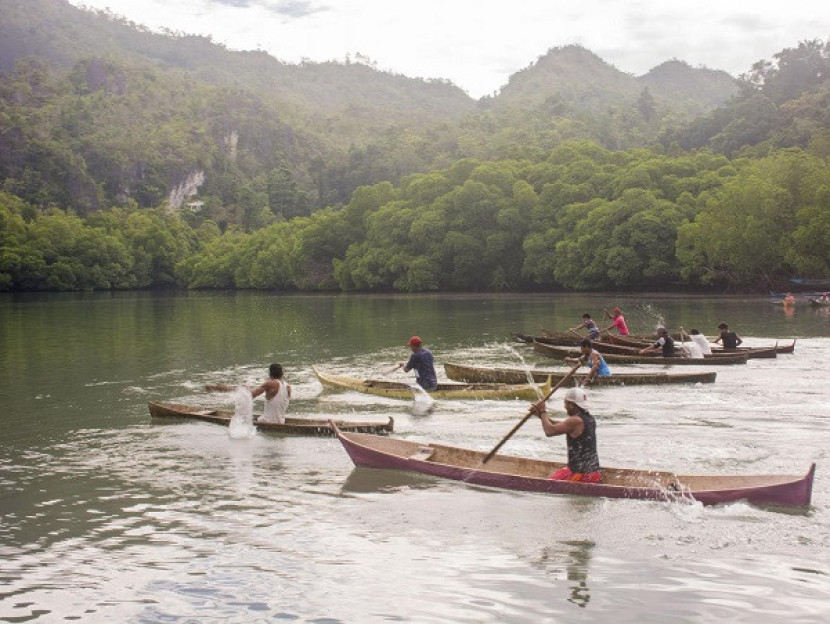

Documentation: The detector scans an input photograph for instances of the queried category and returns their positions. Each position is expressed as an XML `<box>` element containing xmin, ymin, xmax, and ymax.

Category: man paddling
<box><xmin>565</xmin><ymin>338</ymin><xmax>611</xmax><ymax>385</ymax></box>
<box><xmin>400</xmin><ymin>335</ymin><xmax>438</xmax><ymax>391</ymax></box>
<box><xmin>602</xmin><ymin>307</ymin><xmax>630</xmax><ymax>335</ymax></box>
<box><xmin>639</xmin><ymin>326</ymin><xmax>675</xmax><ymax>356</ymax></box>
<box><xmin>569</xmin><ymin>313</ymin><xmax>601</xmax><ymax>340</ymax></box>
<box><xmin>207</xmin><ymin>363</ymin><xmax>291</xmax><ymax>424</ymax></box>
<box><xmin>713</xmin><ymin>322</ymin><xmax>743</xmax><ymax>350</ymax></box>
<box><xmin>530</xmin><ymin>386</ymin><xmax>602</xmax><ymax>483</ymax></box>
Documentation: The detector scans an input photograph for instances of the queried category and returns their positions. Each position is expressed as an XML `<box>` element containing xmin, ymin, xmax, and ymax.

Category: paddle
<box><xmin>380</xmin><ymin>363</ymin><xmax>403</xmax><ymax>375</ymax></box>
<box><xmin>481</xmin><ymin>361</ymin><xmax>582</xmax><ymax>464</ymax></box>
<box><xmin>205</xmin><ymin>384</ymin><xmax>238</xmax><ymax>392</ymax></box>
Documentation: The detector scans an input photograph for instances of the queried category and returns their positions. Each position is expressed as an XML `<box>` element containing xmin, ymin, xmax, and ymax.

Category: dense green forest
<box><xmin>0</xmin><ymin>0</ymin><xmax>828</xmax><ymax>292</ymax></box>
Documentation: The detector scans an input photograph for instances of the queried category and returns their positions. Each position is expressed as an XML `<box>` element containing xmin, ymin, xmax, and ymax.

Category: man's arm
<box><xmin>530</xmin><ymin>401</ymin><xmax>580</xmax><ymax>437</ymax></box>
<box><xmin>583</xmin><ymin>352</ymin><xmax>601</xmax><ymax>383</ymax></box>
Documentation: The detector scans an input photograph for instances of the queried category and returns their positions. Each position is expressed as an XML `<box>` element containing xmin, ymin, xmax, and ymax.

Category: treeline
<box><xmin>2</xmin><ymin>142</ymin><xmax>827</xmax><ymax>292</ymax></box>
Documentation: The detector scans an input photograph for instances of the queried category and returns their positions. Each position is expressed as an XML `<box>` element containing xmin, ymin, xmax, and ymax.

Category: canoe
<box><xmin>148</xmin><ymin>401</ymin><xmax>394</xmax><ymax>435</ymax></box>
<box><xmin>606</xmin><ymin>334</ymin><xmax>796</xmax><ymax>357</ymax></box>
<box><xmin>541</xmin><ymin>328</ymin><xmax>684</xmax><ymax>342</ymax></box>
<box><xmin>533</xmin><ymin>341</ymin><xmax>749</xmax><ymax>365</ymax></box>
<box><xmin>313</xmin><ymin>366</ymin><xmax>548</xmax><ymax>401</ymax></box>
<box><xmin>444</xmin><ymin>362</ymin><xmax>717</xmax><ymax>385</ymax></box>
<box><xmin>331</xmin><ymin>425</ymin><xmax>815</xmax><ymax>508</ymax></box>
<box><xmin>809</xmin><ymin>299</ymin><xmax>830</xmax><ymax>307</ymax></box>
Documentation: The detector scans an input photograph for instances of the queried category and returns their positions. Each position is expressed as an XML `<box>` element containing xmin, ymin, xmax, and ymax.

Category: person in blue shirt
<box><xmin>400</xmin><ymin>335</ymin><xmax>438</xmax><ymax>391</ymax></box>
<box><xmin>569</xmin><ymin>313</ymin><xmax>601</xmax><ymax>340</ymax></box>
<box><xmin>565</xmin><ymin>338</ymin><xmax>611</xmax><ymax>384</ymax></box>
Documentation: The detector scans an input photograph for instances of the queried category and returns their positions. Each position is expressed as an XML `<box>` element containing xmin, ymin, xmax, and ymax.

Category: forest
<box><xmin>0</xmin><ymin>0</ymin><xmax>828</xmax><ymax>292</ymax></box>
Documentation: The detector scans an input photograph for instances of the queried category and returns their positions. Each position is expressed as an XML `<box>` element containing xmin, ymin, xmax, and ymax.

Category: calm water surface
<box><xmin>1</xmin><ymin>292</ymin><xmax>829</xmax><ymax>623</ymax></box>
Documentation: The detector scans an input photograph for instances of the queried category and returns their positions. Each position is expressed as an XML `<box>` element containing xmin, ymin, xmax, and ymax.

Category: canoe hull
<box><xmin>313</xmin><ymin>366</ymin><xmax>547</xmax><ymax>400</ymax></box>
<box><xmin>444</xmin><ymin>363</ymin><xmax>717</xmax><ymax>385</ymax></box>
<box><xmin>148</xmin><ymin>402</ymin><xmax>393</xmax><ymax>435</ymax></box>
<box><xmin>333</xmin><ymin>427</ymin><xmax>815</xmax><ymax>508</ymax></box>
<box><xmin>533</xmin><ymin>341</ymin><xmax>749</xmax><ymax>365</ymax></box>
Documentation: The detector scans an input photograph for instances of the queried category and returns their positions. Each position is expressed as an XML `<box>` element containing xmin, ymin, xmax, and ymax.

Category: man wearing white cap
<box><xmin>530</xmin><ymin>386</ymin><xmax>602</xmax><ymax>483</ymax></box>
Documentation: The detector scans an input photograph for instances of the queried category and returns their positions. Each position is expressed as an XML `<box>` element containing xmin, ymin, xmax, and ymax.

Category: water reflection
<box><xmin>339</xmin><ymin>467</ymin><xmax>437</xmax><ymax>494</ymax></box>
<box><xmin>532</xmin><ymin>540</ymin><xmax>596</xmax><ymax>608</ymax></box>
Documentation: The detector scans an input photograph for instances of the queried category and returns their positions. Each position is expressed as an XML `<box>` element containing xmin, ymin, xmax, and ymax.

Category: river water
<box><xmin>1</xmin><ymin>292</ymin><xmax>829</xmax><ymax>623</ymax></box>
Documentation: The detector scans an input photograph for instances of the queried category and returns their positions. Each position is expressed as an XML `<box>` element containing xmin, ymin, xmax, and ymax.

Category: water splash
<box><xmin>498</xmin><ymin>342</ymin><xmax>551</xmax><ymax>400</ymax></box>
<box><xmin>409</xmin><ymin>384</ymin><xmax>435</xmax><ymax>416</ymax></box>
<box><xmin>228</xmin><ymin>386</ymin><xmax>257</xmax><ymax>439</ymax></box>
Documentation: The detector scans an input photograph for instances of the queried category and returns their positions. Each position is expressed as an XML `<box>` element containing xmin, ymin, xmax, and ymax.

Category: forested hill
<box><xmin>0</xmin><ymin>0</ymin><xmax>741</xmax><ymax>215</ymax></box>
<box><xmin>0</xmin><ymin>0</ymin><xmax>475</xmax><ymax>124</ymax></box>
<box><xmin>1</xmin><ymin>0</ymin><xmax>828</xmax><ymax>293</ymax></box>
<box><xmin>492</xmin><ymin>46</ymin><xmax>737</xmax><ymax>115</ymax></box>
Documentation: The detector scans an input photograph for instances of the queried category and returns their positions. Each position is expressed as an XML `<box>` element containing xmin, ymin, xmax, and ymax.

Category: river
<box><xmin>1</xmin><ymin>292</ymin><xmax>828</xmax><ymax>622</ymax></box>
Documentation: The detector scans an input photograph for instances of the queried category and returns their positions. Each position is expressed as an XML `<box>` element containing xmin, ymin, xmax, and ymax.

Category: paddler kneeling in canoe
<box><xmin>530</xmin><ymin>386</ymin><xmax>602</xmax><ymax>483</ymax></box>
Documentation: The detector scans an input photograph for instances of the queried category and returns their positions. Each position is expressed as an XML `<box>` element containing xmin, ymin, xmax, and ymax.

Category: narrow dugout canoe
<box><xmin>541</xmin><ymin>329</ymin><xmax>684</xmax><ymax>343</ymax></box>
<box><xmin>605</xmin><ymin>334</ymin><xmax>796</xmax><ymax>357</ymax></box>
<box><xmin>332</xmin><ymin>425</ymin><xmax>815</xmax><ymax>508</ymax></box>
<box><xmin>148</xmin><ymin>401</ymin><xmax>393</xmax><ymax>435</ymax></box>
<box><xmin>313</xmin><ymin>366</ymin><xmax>548</xmax><ymax>401</ymax></box>
<box><xmin>533</xmin><ymin>341</ymin><xmax>749</xmax><ymax>365</ymax></box>
<box><xmin>444</xmin><ymin>362</ymin><xmax>717</xmax><ymax>385</ymax></box>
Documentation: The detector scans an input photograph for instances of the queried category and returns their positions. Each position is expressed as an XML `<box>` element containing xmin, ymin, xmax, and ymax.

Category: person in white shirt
<box><xmin>251</xmin><ymin>363</ymin><xmax>291</xmax><ymax>424</ymax></box>
<box><xmin>680</xmin><ymin>327</ymin><xmax>711</xmax><ymax>357</ymax></box>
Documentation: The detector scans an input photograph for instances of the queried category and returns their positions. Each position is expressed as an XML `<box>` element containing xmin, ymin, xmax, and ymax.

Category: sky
<box><xmin>67</xmin><ymin>0</ymin><xmax>830</xmax><ymax>98</ymax></box>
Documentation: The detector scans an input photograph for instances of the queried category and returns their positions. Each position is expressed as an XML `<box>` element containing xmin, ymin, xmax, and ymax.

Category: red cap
<box><xmin>407</xmin><ymin>336</ymin><xmax>422</xmax><ymax>347</ymax></box>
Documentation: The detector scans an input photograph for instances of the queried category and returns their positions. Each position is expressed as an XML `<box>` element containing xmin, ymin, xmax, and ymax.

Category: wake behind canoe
<box><xmin>148</xmin><ymin>401</ymin><xmax>393</xmax><ymax>435</ymax></box>
<box><xmin>444</xmin><ymin>362</ymin><xmax>716</xmax><ymax>385</ymax></box>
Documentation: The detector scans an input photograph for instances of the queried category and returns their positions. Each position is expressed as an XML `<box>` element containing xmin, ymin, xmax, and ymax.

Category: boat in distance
<box><xmin>312</xmin><ymin>366</ymin><xmax>549</xmax><ymax>400</ymax></box>
<box><xmin>532</xmin><ymin>341</ymin><xmax>749</xmax><ymax>365</ymax></box>
<box><xmin>602</xmin><ymin>333</ymin><xmax>795</xmax><ymax>357</ymax></box>
<box><xmin>331</xmin><ymin>424</ymin><xmax>815</xmax><ymax>508</ymax></box>
<box><xmin>148</xmin><ymin>401</ymin><xmax>394</xmax><ymax>435</ymax></box>
<box><xmin>535</xmin><ymin>330</ymin><xmax>787</xmax><ymax>359</ymax></box>
<box><xmin>444</xmin><ymin>362</ymin><xmax>717</xmax><ymax>385</ymax></box>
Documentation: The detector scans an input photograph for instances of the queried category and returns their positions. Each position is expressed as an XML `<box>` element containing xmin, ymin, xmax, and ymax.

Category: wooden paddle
<box><xmin>205</xmin><ymin>384</ymin><xmax>237</xmax><ymax>392</ymax></box>
<box><xmin>380</xmin><ymin>363</ymin><xmax>403</xmax><ymax>375</ymax></box>
<box><xmin>481</xmin><ymin>361</ymin><xmax>582</xmax><ymax>464</ymax></box>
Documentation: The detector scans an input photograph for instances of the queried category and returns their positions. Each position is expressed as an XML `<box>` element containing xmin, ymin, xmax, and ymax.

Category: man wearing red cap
<box><xmin>402</xmin><ymin>336</ymin><xmax>437</xmax><ymax>391</ymax></box>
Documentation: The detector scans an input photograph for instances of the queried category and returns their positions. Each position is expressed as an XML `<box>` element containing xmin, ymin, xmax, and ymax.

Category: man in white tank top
<box><xmin>251</xmin><ymin>363</ymin><xmax>291</xmax><ymax>424</ymax></box>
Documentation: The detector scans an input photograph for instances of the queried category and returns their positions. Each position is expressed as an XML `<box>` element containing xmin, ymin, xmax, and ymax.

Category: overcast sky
<box><xmin>68</xmin><ymin>0</ymin><xmax>829</xmax><ymax>98</ymax></box>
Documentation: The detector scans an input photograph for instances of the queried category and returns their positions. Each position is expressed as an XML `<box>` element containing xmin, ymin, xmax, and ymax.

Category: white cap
<box><xmin>564</xmin><ymin>386</ymin><xmax>589</xmax><ymax>409</ymax></box>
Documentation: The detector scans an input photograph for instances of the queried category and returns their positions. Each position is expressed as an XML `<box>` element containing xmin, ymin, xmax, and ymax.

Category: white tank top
<box><xmin>259</xmin><ymin>380</ymin><xmax>289</xmax><ymax>424</ymax></box>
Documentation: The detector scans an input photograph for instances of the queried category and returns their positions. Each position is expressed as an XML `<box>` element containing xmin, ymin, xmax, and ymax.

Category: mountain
<box><xmin>641</xmin><ymin>60</ymin><xmax>739</xmax><ymax>114</ymax></box>
<box><xmin>491</xmin><ymin>45</ymin><xmax>738</xmax><ymax>114</ymax></box>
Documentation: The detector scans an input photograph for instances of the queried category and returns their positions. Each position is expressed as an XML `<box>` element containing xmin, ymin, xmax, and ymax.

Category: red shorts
<box><xmin>549</xmin><ymin>467</ymin><xmax>602</xmax><ymax>483</ymax></box>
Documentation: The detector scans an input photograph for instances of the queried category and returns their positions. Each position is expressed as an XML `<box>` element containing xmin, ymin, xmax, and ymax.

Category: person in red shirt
<box><xmin>602</xmin><ymin>307</ymin><xmax>629</xmax><ymax>335</ymax></box>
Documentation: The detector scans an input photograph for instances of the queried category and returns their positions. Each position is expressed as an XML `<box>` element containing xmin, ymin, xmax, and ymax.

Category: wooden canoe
<box><xmin>148</xmin><ymin>401</ymin><xmax>394</xmax><ymax>435</ymax></box>
<box><xmin>533</xmin><ymin>341</ymin><xmax>749</xmax><ymax>365</ymax></box>
<box><xmin>604</xmin><ymin>334</ymin><xmax>796</xmax><ymax>358</ymax></box>
<box><xmin>444</xmin><ymin>362</ymin><xmax>717</xmax><ymax>385</ymax></box>
<box><xmin>332</xmin><ymin>425</ymin><xmax>815</xmax><ymax>508</ymax></box>
<box><xmin>313</xmin><ymin>366</ymin><xmax>549</xmax><ymax>401</ymax></box>
<box><xmin>540</xmin><ymin>328</ymin><xmax>684</xmax><ymax>343</ymax></box>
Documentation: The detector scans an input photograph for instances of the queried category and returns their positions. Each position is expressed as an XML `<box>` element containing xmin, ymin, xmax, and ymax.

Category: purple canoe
<box><xmin>332</xmin><ymin>424</ymin><xmax>815</xmax><ymax>508</ymax></box>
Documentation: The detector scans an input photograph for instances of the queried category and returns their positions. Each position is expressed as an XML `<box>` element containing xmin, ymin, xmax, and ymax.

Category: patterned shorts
<box><xmin>549</xmin><ymin>467</ymin><xmax>602</xmax><ymax>483</ymax></box>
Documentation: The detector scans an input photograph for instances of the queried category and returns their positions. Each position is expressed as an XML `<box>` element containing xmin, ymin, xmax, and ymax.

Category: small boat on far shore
<box><xmin>148</xmin><ymin>401</ymin><xmax>394</xmax><ymax>435</ymax></box>
<box><xmin>331</xmin><ymin>424</ymin><xmax>815</xmax><ymax>508</ymax></box>
<box><xmin>444</xmin><ymin>362</ymin><xmax>716</xmax><ymax>386</ymax></box>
